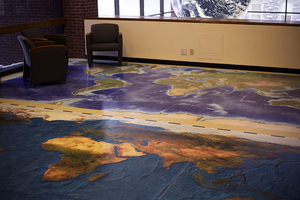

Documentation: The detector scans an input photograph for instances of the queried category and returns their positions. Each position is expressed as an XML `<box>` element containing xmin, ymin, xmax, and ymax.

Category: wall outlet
<box><xmin>181</xmin><ymin>49</ymin><xmax>187</xmax><ymax>55</ymax></box>
<box><xmin>190</xmin><ymin>49</ymin><xmax>194</xmax><ymax>55</ymax></box>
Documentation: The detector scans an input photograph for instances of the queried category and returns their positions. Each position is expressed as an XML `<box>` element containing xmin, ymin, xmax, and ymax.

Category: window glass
<box><xmin>120</xmin><ymin>0</ymin><xmax>140</xmax><ymax>16</ymax></box>
<box><xmin>244</xmin><ymin>0</ymin><xmax>286</xmax><ymax>21</ymax></box>
<box><xmin>98</xmin><ymin>0</ymin><xmax>300</xmax><ymax>22</ymax></box>
<box><xmin>145</xmin><ymin>0</ymin><xmax>160</xmax><ymax>16</ymax></box>
<box><xmin>98</xmin><ymin>0</ymin><xmax>114</xmax><ymax>16</ymax></box>
<box><xmin>289</xmin><ymin>14</ymin><xmax>300</xmax><ymax>21</ymax></box>
<box><xmin>287</xmin><ymin>0</ymin><xmax>300</xmax><ymax>21</ymax></box>
<box><xmin>164</xmin><ymin>0</ymin><xmax>172</xmax><ymax>17</ymax></box>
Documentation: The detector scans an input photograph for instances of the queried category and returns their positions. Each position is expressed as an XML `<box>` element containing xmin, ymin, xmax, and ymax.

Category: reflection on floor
<box><xmin>0</xmin><ymin>59</ymin><xmax>300</xmax><ymax>200</ymax></box>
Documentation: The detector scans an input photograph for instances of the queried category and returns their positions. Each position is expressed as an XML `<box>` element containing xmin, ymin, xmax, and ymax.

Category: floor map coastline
<box><xmin>0</xmin><ymin>61</ymin><xmax>300</xmax><ymax>199</ymax></box>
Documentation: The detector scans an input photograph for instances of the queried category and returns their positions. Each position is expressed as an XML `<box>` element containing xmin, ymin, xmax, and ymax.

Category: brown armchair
<box><xmin>20</xmin><ymin>27</ymin><xmax>69</xmax><ymax>60</ymax></box>
<box><xmin>17</xmin><ymin>35</ymin><xmax>68</xmax><ymax>88</ymax></box>
<box><xmin>86</xmin><ymin>23</ymin><xmax>122</xmax><ymax>67</ymax></box>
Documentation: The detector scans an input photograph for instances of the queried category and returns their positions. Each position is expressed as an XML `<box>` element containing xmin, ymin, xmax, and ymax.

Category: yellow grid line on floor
<box><xmin>1</xmin><ymin>98</ymin><xmax>300</xmax><ymax>139</ymax></box>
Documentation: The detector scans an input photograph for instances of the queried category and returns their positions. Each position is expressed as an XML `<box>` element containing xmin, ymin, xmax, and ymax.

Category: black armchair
<box><xmin>20</xmin><ymin>27</ymin><xmax>69</xmax><ymax>60</ymax></box>
<box><xmin>17</xmin><ymin>35</ymin><xmax>68</xmax><ymax>88</ymax></box>
<box><xmin>86</xmin><ymin>23</ymin><xmax>122</xmax><ymax>67</ymax></box>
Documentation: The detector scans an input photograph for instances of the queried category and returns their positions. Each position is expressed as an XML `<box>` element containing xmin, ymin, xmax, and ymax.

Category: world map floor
<box><xmin>0</xmin><ymin>59</ymin><xmax>300</xmax><ymax>200</ymax></box>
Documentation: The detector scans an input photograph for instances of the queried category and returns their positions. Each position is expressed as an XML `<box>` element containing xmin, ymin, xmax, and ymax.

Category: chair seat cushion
<box><xmin>90</xmin><ymin>43</ymin><xmax>119</xmax><ymax>51</ymax></box>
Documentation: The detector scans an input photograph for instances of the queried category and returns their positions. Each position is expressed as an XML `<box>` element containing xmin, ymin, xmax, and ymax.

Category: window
<box><xmin>98</xmin><ymin>0</ymin><xmax>300</xmax><ymax>22</ymax></box>
<box><xmin>145</xmin><ymin>0</ymin><xmax>160</xmax><ymax>16</ymax></box>
<box><xmin>164</xmin><ymin>0</ymin><xmax>171</xmax><ymax>17</ymax></box>
<box><xmin>244</xmin><ymin>0</ymin><xmax>300</xmax><ymax>22</ymax></box>
<box><xmin>120</xmin><ymin>0</ymin><xmax>140</xmax><ymax>16</ymax></box>
<box><xmin>98</xmin><ymin>0</ymin><xmax>173</xmax><ymax>17</ymax></box>
<box><xmin>98</xmin><ymin>0</ymin><xmax>114</xmax><ymax>16</ymax></box>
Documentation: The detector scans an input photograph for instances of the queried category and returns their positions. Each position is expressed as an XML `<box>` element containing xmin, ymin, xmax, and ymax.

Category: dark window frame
<box><xmin>112</xmin><ymin>0</ymin><xmax>299</xmax><ymax>22</ymax></box>
<box><xmin>113</xmin><ymin>0</ymin><xmax>171</xmax><ymax>17</ymax></box>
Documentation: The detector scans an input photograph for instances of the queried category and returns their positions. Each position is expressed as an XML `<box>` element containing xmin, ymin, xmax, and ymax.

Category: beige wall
<box><xmin>85</xmin><ymin>19</ymin><xmax>300</xmax><ymax>69</ymax></box>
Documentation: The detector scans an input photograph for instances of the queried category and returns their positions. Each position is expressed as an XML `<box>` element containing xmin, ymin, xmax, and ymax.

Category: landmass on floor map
<box><xmin>42</xmin><ymin>125</ymin><xmax>300</xmax><ymax>183</ymax></box>
<box><xmin>42</xmin><ymin>135</ymin><xmax>145</xmax><ymax>181</ymax></box>
<box><xmin>74</xmin><ymin>65</ymin><xmax>300</xmax><ymax>110</ymax></box>
<box><xmin>85</xmin><ymin>63</ymin><xmax>148</xmax><ymax>76</ymax></box>
<box><xmin>155</xmin><ymin>70</ymin><xmax>300</xmax><ymax>100</ymax></box>
<box><xmin>269</xmin><ymin>99</ymin><xmax>300</xmax><ymax>110</ymax></box>
<box><xmin>72</xmin><ymin>78</ymin><xmax>131</xmax><ymax>95</ymax></box>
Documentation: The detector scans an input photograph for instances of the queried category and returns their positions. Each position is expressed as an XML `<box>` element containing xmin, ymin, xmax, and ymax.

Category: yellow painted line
<box><xmin>1</xmin><ymin>98</ymin><xmax>300</xmax><ymax>139</ymax></box>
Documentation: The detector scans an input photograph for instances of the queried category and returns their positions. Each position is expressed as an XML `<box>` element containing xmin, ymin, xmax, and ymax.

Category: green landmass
<box><xmin>71</xmin><ymin>127</ymin><xmax>105</xmax><ymax>139</ymax></box>
<box><xmin>88</xmin><ymin>173</ymin><xmax>108</xmax><ymax>182</ymax></box>
<box><xmin>73</xmin><ymin>64</ymin><xmax>152</xmax><ymax>95</ymax></box>
<box><xmin>154</xmin><ymin>76</ymin><xmax>218</xmax><ymax>96</ymax></box>
<box><xmin>269</xmin><ymin>99</ymin><xmax>300</xmax><ymax>110</ymax></box>
<box><xmin>155</xmin><ymin>70</ymin><xmax>300</xmax><ymax>97</ymax></box>
<box><xmin>73</xmin><ymin>78</ymin><xmax>131</xmax><ymax>95</ymax></box>
<box><xmin>178</xmin><ymin>70</ymin><xmax>300</xmax><ymax>91</ymax></box>
<box><xmin>85</xmin><ymin>63</ymin><xmax>148</xmax><ymax>76</ymax></box>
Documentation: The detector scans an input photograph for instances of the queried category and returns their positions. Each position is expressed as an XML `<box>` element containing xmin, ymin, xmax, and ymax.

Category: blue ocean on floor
<box><xmin>0</xmin><ymin>117</ymin><xmax>299</xmax><ymax>200</ymax></box>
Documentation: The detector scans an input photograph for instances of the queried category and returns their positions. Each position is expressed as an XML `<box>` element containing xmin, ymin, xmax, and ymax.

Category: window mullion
<box><xmin>115</xmin><ymin>0</ymin><xmax>119</xmax><ymax>15</ymax></box>
<box><xmin>140</xmin><ymin>0</ymin><xmax>144</xmax><ymax>16</ymax></box>
<box><xmin>284</xmin><ymin>0</ymin><xmax>288</xmax><ymax>22</ymax></box>
<box><xmin>160</xmin><ymin>0</ymin><xmax>164</xmax><ymax>16</ymax></box>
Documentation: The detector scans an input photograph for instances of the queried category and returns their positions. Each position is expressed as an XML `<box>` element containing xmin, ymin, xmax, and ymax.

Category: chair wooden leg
<box><xmin>61</xmin><ymin>81</ymin><xmax>66</xmax><ymax>84</ymax></box>
<box><xmin>30</xmin><ymin>85</ymin><xmax>34</xmax><ymax>88</ymax></box>
<box><xmin>118</xmin><ymin>49</ymin><xmax>122</xmax><ymax>66</ymax></box>
<box><xmin>87</xmin><ymin>50</ymin><xmax>93</xmax><ymax>68</ymax></box>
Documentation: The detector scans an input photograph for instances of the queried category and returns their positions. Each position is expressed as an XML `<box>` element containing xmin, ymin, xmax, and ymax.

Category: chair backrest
<box><xmin>17</xmin><ymin>35</ymin><xmax>35</xmax><ymax>66</ymax></box>
<box><xmin>91</xmin><ymin>23</ymin><xmax>119</xmax><ymax>43</ymax></box>
<box><xmin>20</xmin><ymin>28</ymin><xmax>45</xmax><ymax>39</ymax></box>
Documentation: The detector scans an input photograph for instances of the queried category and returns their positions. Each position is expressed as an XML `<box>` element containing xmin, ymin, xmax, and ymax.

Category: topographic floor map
<box><xmin>0</xmin><ymin>61</ymin><xmax>300</xmax><ymax>199</ymax></box>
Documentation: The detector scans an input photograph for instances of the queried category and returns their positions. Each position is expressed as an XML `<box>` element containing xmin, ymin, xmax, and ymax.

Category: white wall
<box><xmin>85</xmin><ymin>19</ymin><xmax>300</xmax><ymax>69</ymax></box>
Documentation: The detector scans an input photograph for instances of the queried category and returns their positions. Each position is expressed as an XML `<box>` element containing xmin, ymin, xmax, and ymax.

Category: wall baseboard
<box><xmin>92</xmin><ymin>55</ymin><xmax>300</xmax><ymax>74</ymax></box>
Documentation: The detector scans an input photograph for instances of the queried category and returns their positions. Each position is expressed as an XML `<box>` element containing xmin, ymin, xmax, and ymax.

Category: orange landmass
<box><xmin>42</xmin><ymin>125</ymin><xmax>300</xmax><ymax>181</ymax></box>
<box><xmin>105</xmin><ymin>125</ymin><xmax>300</xmax><ymax>173</ymax></box>
<box><xmin>42</xmin><ymin>136</ymin><xmax>144</xmax><ymax>181</ymax></box>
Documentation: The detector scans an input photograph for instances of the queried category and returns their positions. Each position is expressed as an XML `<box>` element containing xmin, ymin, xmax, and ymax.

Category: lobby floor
<box><xmin>0</xmin><ymin>59</ymin><xmax>300</xmax><ymax>200</ymax></box>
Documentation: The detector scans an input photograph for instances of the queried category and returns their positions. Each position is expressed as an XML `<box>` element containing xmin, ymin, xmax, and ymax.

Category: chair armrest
<box><xmin>86</xmin><ymin>33</ymin><xmax>91</xmax><ymax>39</ymax></box>
<box><xmin>29</xmin><ymin>45</ymin><xmax>66</xmax><ymax>52</ymax></box>
<box><xmin>118</xmin><ymin>32</ymin><xmax>122</xmax><ymax>45</ymax></box>
<box><xmin>32</xmin><ymin>40</ymin><xmax>55</xmax><ymax>47</ymax></box>
<box><xmin>86</xmin><ymin>33</ymin><xmax>92</xmax><ymax>44</ymax></box>
<box><xmin>45</xmin><ymin>34</ymin><xmax>67</xmax><ymax>38</ymax></box>
<box><xmin>45</xmin><ymin>35</ymin><xmax>68</xmax><ymax>46</ymax></box>
<box><xmin>29</xmin><ymin>38</ymin><xmax>48</xmax><ymax>42</ymax></box>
